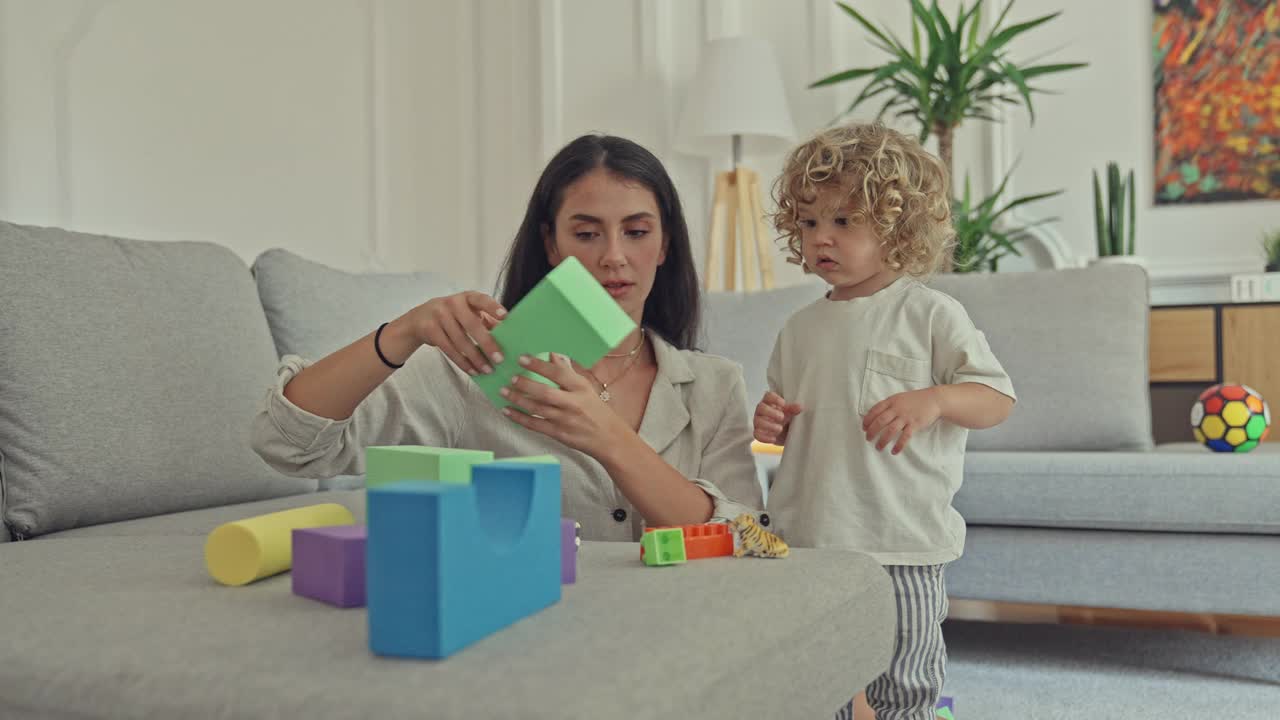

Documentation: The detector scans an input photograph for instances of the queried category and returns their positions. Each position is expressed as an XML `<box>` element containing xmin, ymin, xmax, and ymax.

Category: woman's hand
<box><xmin>499</xmin><ymin>353</ymin><xmax>629</xmax><ymax>458</ymax></box>
<box><xmin>398</xmin><ymin>291</ymin><xmax>507</xmax><ymax>376</ymax></box>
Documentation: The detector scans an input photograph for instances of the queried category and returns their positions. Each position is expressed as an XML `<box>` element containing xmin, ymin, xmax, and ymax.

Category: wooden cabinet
<box><xmin>1149</xmin><ymin>303</ymin><xmax>1280</xmax><ymax>444</ymax></box>
<box><xmin>1222</xmin><ymin>306</ymin><xmax>1280</xmax><ymax>407</ymax></box>
<box><xmin>1149</xmin><ymin>308</ymin><xmax>1217</xmax><ymax>382</ymax></box>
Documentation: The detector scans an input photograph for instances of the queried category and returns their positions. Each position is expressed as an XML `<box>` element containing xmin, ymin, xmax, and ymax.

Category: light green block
<box><xmin>473</xmin><ymin>256</ymin><xmax>636</xmax><ymax>409</ymax></box>
<box><xmin>365</xmin><ymin>446</ymin><xmax>494</xmax><ymax>487</ymax></box>
<box><xmin>936</xmin><ymin>708</ymin><xmax>955</xmax><ymax>720</ymax></box>
<box><xmin>502</xmin><ymin>455</ymin><xmax>560</xmax><ymax>465</ymax></box>
<box><xmin>640</xmin><ymin>528</ymin><xmax>687</xmax><ymax>567</ymax></box>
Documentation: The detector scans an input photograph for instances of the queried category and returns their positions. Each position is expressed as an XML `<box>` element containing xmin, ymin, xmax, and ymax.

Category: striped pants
<box><xmin>835</xmin><ymin>564</ymin><xmax>948</xmax><ymax>720</ymax></box>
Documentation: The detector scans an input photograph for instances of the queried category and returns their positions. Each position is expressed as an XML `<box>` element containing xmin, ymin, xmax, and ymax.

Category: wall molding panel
<box><xmin>54</xmin><ymin>0</ymin><xmax>108</xmax><ymax>227</ymax></box>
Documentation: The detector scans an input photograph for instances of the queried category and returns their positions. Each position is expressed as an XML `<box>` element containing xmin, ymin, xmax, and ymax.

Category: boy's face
<box><xmin>797</xmin><ymin>192</ymin><xmax>898</xmax><ymax>300</ymax></box>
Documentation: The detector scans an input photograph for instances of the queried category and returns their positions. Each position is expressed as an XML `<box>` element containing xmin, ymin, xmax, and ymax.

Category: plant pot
<box><xmin>1266</xmin><ymin>262</ymin><xmax>1279</xmax><ymax>273</ymax></box>
<box><xmin>1090</xmin><ymin>255</ymin><xmax>1146</xmax><ymax>269</ymax></box>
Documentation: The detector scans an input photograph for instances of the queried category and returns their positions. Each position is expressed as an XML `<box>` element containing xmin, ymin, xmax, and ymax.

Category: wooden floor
<box><xmin>948</xmin><ymin>600</ymin><xmax>1280</xmax><ymax>637</ymax></box>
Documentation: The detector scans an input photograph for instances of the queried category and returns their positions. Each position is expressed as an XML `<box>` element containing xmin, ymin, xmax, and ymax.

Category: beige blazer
<box><xmin>251</xmin><ymin>334</ymin><xmax>765</xmax><ymax>541</ymax></box>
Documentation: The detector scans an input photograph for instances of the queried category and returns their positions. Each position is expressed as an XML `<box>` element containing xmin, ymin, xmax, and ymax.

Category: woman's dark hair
<box><xmin>496</xmin><ymin>134</ymin><xmax>701</xmax><ymax>350</ymax></box>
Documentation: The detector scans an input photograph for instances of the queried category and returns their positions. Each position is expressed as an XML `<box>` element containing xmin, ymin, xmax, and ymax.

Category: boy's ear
<box><xmin>542</xmin><ymin>223</ymin><xmax>561</xmax><ymax>266</ymax></box>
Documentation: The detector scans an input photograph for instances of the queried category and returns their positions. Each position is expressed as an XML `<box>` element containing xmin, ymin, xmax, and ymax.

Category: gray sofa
<box><xmin>2</xmin><ymin>221</ymin><xmax>1278</xmax><ymax>610</ymax></box>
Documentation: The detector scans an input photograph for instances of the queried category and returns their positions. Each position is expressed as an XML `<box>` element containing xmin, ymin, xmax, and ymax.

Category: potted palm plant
<box><xmin>1263</xmin><ymin>229</ymin><xmax>1280</xmax><ymax>273</ymax></box>
<box><xmin>810</xmin><ymin>0</ymin><xmax>1086</xmax><ymax>271</ymax></box>
<box><xmin>1091</xmin><ymin>162</ymin><xmax>1143</xmax><ymax>267</ymax></box>
<box><xmin>953</xmin><ymin>174</ymin><xmax>1060</xmax><ymax>272</ymax></box>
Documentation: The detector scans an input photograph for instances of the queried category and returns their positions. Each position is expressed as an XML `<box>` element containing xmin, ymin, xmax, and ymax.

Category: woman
<box><xmin>251</xmin><ymin>134</ymin><xmax>763</xmax><ymax>541</ymax></box>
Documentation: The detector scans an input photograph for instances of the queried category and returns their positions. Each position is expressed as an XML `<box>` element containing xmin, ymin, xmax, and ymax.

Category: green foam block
<box><xmin>473</xmin><ymin>256</ymin><xmax>636</xmax><ymax>410</ymax></box>
<box><xmin>501</xmin><ymin>455</ymin><xmax>560</xmax><ymax>465</ymax></box>
<box><xmin>936</xmin><ymin>708</ymin><xmax>955</xmax><ymax>720</ymax></box>
<box><xmin>365</xmin><ymin>446</ymin><xmax>495</xmax><ymax>487</ymax></box>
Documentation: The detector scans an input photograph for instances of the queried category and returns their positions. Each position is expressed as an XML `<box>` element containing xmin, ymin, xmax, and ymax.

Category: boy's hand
<box><xmin>863</xmin><ymin>387</ymin><xmax>942</xmax><ymax>455</ymax></box>
<box><xmin>754</xmin><ymin>391</ymin><xmax>803</xmax><ymax>446</ymax></box>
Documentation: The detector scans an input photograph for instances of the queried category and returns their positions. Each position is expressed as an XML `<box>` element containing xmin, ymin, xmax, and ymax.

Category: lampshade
<box><xmin>675</xmin><ymin>36</ymin><xmax>797</xmax><ymax>159</ymax></box>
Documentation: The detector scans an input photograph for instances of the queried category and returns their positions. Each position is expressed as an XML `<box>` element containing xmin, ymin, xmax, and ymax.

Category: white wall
<box><xmin>993</xmin><ymin>0</ymin><xmax>1278</xmax><ymax>282</ymax></box>
<box><xmin>539</xmin><ymin>0</ymin><xmax>980</xmax><ymax>289</ymax></box>
<box><xmin>541</xmin><ymin>0</ymin><xmax>823</xmax><ymax>289</ymax></box>
<box><xmin>539</xmin><ymin>0</ymin><xmax>1278</xmax><ymax>292</ymax></box>
<box><xmin>3</xmin><ymin>0</ymin><xmax>1275</xmax><ymax>297</ymax></box>
<box><xmin>0</xmin><ymin>0</ymin><xmax>536</xmax><ymax>290</ymax></box>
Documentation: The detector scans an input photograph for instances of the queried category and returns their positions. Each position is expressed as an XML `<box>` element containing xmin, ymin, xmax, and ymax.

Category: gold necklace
<box><xmin>603</xmin><ymin>329</ymin><xmax>647</xmax><ymax>359</ymax></box>
<box><xmin>587</xmin><ymin>330</ymin><xmax>646</xmax><ymax>402</ymax></box>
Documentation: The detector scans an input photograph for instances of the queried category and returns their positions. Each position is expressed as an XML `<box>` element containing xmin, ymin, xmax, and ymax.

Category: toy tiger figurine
<box><xmin>730</xmin><ymin>513</ymin><xmax>789</xmax><ymax>558</ymax></box>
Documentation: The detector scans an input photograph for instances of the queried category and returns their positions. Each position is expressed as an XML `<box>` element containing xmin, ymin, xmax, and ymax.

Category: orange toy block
<box><xmin>643</xmin><ymin>522</ymin><xmax>733</xmax><ymax>560</ymax></box>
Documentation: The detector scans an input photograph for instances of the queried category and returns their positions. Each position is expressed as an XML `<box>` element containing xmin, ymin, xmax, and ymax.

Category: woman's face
<box><xmin>545</xmin><ymin>168</ymin><xmax>667</xmax><ymax>324</ymax></box>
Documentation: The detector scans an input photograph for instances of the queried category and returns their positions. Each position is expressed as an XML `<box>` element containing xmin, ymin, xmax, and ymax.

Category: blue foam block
<box><xmin>367</xmin><ymin>462</ymin><xmax>562</xmax><ymax>659</ymax></box>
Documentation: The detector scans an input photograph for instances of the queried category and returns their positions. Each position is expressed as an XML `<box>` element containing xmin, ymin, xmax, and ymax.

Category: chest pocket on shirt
<box><xmin>858</xmin><ymin>349</ymin><xmax>933</xmax><ymax>416</ymax></box>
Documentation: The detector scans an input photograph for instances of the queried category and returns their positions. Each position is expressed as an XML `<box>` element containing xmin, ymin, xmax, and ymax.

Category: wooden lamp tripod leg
<box><xmin>724</xmin><ymin>172</ymin><xmax>737</xmax><ymax>291</ymax></box>
<box><xmin>749</xmin><ymin>172</ymin><xmax>775</xmax><ymax>289</ymax></box>
<box><xmin>705</xmin><ymin>172</ymin><xmax>730</xmax><ymax>291</ymax></box>
<box><xmin>736</xmin><ymin>168</ymin><xmax>760</xmax><ymax>291</ymax></box>
<box><xmin>706</xmin><ymin>168</ymin><xmax>776</xmax><ymax>292</ymax></box>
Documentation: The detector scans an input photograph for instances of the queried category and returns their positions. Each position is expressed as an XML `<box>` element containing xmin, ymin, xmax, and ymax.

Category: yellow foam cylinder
<box><xmin>204</xmin><ymin>503</ymin><xmax>355</xmax><ymax>586</ymax></box>
<box><xmin>750</xmin><ymin>440</ymin><xmax>784</xmax><ymax>455</ymax></box>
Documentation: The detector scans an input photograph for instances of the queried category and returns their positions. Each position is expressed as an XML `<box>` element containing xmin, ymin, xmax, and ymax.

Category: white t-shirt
<box><xmin>765</xmin><ymin>276</ymin><xmax>1016</xmax><ymax>565</ymax></box>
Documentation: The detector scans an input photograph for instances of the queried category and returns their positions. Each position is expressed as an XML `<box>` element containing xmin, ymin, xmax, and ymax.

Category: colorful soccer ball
<box><xmin>1190</xmin><ymin>384</ymin><xmax>1271</xmax><ymax>453</ymax></box>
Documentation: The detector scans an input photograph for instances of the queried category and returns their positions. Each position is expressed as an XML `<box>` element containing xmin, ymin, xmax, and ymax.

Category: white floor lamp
<box><xmin>677</xmin><ymin>36</ymin><xmax>796</xmax><ymax>292</ymax></box>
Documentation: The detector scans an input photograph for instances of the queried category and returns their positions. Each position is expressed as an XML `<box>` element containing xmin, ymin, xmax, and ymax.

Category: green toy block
<box><xmin>365</xmin><ymin>446</ymin><xmax>494</xmax><ymax>487</ymax></box>
<box><xmin>502</xmin><ymin>455</ymin><xmax>560</xmax><ymax>464</ymax></box>
<box><xmin>473</xmin><ymin>256</ymin><xmax>636</xmax><ymax>410</ymax></box>
<box><xmin>641</xmin><ymin>528</ymin><xmax>687</xmax><ymax>567</ymax></box>
<box><xmin>936</xmin><ymin>708</ymin><xmax>955</xmax><ymax>720</ymax></box>
<box><xmin>522</xmin><ymin>353</ymin><xmax>555</xmax><ymax>390</ymax></box>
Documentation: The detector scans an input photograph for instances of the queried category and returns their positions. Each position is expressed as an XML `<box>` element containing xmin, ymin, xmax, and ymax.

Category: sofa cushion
<box><xmin>701</xmin><ymin>282</ymin><xmax>827</xmax><ymax>405</ymax></box>
<box><xmin>704</xmin><ymin>266</ymin><xmax>1151</xmax><ymax>452</ymax></box>
<box><xmin>0</xmin><ymin>221</ymin><xmax>315</xmax><ymax>539</ymax></box>
<box><xmin>950</xmin><ymin>525</ymin><xmax>1280</xmax><ymax>615</ymax></box>
<box><xmin>39</xmin><ymin>490</ymin><xmax>365</xmax><ymax>540</ymax></box>
<box><xmin>252</xmin><ymin>248</ymin><xmax>460</xmax><ymax>360</ymax></box>
<box><xmin>928</xmin><ymin>265</ymin><xmax>1153</xmax><ymax>451</ymax></box>
<box><xmin>953</xmin><ymin>447</ymin><xmax>1280</xmax><ymax>534</ymax></box>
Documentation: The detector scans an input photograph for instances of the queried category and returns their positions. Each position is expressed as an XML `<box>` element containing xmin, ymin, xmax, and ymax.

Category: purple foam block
<box><xmin>561</xmin><ymin>518</ymin><xmax>579</xmax><ymax>584</ymax></box>
<box><xmin>936</xmin><ymin>696</ymin><xmax>954</xmax><ymax>712</ymax></box>
<box><xmin>292</xmin><ymin>525</ymin><xmax>366</xmax><ymax>607</ymax></box>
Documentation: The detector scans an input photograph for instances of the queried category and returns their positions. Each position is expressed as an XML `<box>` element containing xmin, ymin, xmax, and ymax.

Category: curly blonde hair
<box><xmin>772</xmin><ymin>123</ymin><xmax>953</xmax><ymax>278</ymax></box>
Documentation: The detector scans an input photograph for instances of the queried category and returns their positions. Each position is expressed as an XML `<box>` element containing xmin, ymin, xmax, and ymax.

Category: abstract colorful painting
<box><xmin>1153</xmin><ymin>0</ymin><xmax>1280</xmax><ymax>204</ymax></box>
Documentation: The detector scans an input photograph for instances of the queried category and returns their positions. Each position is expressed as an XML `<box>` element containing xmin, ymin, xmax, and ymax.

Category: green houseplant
<box><xmin>1092</xmin><ymin>162</ymin><xmax>1139</xmax><ymax>264</ymax></box>
<box><xmin>953</xmin><ymin>174</ymin><xmax>1060</xmax><ymax>272</ymax></box>
<box><xmin>1263</xmin><ymin>229</ymin><xmax>1280</xmax><ymax>273</ymax></box>
<box><xmin>810</xmin><ymin>0</ymin><xmax>1085</xmax><ymax>271</ymax></box>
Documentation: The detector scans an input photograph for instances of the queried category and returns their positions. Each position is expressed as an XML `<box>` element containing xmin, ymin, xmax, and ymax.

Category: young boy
<box><xmin>756</xmin><ymin>123</ymin><xmax>1016</xmax><ymax>720</ymax></box>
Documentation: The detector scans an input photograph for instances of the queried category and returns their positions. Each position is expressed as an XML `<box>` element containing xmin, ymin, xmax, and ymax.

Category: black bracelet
<box><xmin>374</xmin><ymin>322</ymin><xmax>405</xmax><ymax>370</ymax></box>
